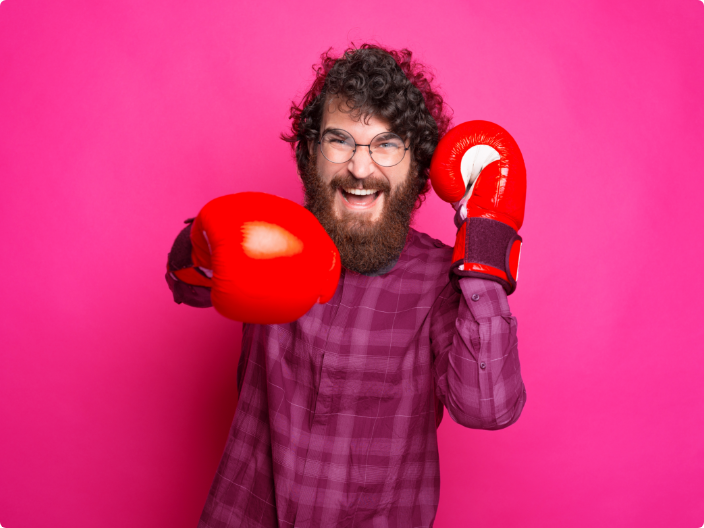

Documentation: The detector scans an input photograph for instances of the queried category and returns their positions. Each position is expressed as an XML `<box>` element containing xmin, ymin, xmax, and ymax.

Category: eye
<box><xmin>374</xmin><ymin>139</ymin><xmax>403</xmax><ymax>150</ymax></box>
<box><xmin>372</xmin><ymin>133</ymin><xmax>404</xmax><ymax>150</ymax></box>
<box><xmin>322</xmin><ymin>132</ymin><xmax>353</xmax><ymax>148</ymax></box>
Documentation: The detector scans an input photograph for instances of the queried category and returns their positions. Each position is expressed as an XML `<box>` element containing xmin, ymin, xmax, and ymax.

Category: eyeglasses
<box><xmin>318</xmin><ymin>129</ymin><xmax>410</xmax><ymax>167</ymax></box>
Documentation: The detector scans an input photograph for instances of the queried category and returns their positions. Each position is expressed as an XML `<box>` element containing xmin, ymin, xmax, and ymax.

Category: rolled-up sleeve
<box><xmin>430</xmin><ymin>277</ymin><xmax>526</xmax><ymax>430</ymax></box>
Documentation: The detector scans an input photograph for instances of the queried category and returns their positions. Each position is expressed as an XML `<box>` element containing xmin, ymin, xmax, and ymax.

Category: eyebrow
<box><xmin>321</xmin><ymin>127</ymin><xmax>351</xmax><ymax>137</ymax></box>
<box><xmin>373</xmin><ymin>132</ymin><xmax>399</xmax><ymax>141</ymax></box>
<box><xmin>320</xmin><ymin>127</ymin><xmax>399</xmax><ymax>140</ymax></box>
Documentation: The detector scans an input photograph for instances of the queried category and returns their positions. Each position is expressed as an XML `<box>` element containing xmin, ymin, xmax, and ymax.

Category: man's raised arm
<box><xmin>430</xmin><ymin>277</ymin><xmax>525</xmax><ymax>429</ymax></box>
<box><xmin>429</xmin><ymin>120</ymin><xmax>527</xmax><ymax>430</ymax></box>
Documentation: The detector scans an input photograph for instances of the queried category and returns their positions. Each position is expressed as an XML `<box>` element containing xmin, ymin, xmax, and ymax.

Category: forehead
<box><xmin>320</xmin><ymin>97</ymin><xmax>392</xmax><ymax>138</ymax></box>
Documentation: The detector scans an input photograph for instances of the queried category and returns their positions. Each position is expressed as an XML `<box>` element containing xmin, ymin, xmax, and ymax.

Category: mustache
<box><xmin>329</xmin><ymin>174</ymin><xmax>391</xmax><ymax>193</ymax></box>
<box><xmin>301</xmin><ymin>154</ymin><xmax>421</xmax><ymax>275</ymax></box>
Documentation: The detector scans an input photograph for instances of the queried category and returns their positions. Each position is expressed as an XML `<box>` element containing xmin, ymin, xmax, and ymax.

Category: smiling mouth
<box><xmin>340</xmin><ymin>187</ymin><xmax>381</xmax><ymax>207</ymax></box>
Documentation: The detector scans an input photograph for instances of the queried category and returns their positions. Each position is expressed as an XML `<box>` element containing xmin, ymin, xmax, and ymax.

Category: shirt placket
<box><xmin>293</xmin><ymin>269</ymin><xmax>353</xmax><ymax>528</ymax></box>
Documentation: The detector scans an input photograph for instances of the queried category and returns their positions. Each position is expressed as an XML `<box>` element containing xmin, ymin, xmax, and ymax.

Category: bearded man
<box><xmin>166</xmin><ymin>44</ymin><xmax>526</xmax><ymax>528</ymax></box>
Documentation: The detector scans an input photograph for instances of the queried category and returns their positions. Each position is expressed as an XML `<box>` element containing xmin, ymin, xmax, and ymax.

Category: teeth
<box><xmin>344</xmin><ymin>188</ymin><xmax>378</xmax><ymax>196</ymax></box>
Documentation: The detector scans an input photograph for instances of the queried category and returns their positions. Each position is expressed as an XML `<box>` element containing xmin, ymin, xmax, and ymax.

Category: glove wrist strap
<box><xmin>451</xmin><ymin>217</ymin><xmax>522</xmax><ymax>295</ymax></box>
<box><xmin>166</xmin><ymin>218</ymin><xmax>214</xmax><ymax>307</ymax></box>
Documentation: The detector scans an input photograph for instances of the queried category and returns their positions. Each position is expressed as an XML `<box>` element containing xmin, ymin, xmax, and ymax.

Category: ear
<box><xmin>297</xmin><ymin>141</ymin><xmax>315</xmax><ymax>183</ymax></box>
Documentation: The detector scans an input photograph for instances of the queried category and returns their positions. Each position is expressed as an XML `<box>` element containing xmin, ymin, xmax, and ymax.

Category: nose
<box><xmin>346</xmin><ymin>145</ymin><xmax>375</xmax><ymax>181</ymax></box>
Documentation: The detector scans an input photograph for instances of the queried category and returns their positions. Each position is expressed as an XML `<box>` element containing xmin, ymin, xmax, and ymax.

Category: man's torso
<box><xmin>199</xmin><ymin>229</ymin><xmax>456</xmax><ymax>528</ymax></box>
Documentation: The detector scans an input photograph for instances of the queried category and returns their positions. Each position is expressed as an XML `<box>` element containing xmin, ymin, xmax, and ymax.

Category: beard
<box><xmin>301</xmin><ymin>154</ymin><xmax>422</xmax><ymax>275</ymax></box>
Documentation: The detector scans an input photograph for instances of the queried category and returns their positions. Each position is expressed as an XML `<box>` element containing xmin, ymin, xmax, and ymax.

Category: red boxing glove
<box><xmin>430</xmin><ymin>120</ymin><xmax>526</xmax><ymax>294</ymax></box>
<box><xmin>189</xmin><ymin>192</ymin><xmax>340</xmax><ymax>324</ymax></box>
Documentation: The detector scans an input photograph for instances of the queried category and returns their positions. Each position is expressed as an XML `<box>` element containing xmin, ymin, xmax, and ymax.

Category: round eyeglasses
<box><xmin>318</xmin><ymin>129</ymin><xmax>410</xmax><ymax>167</ymax></box>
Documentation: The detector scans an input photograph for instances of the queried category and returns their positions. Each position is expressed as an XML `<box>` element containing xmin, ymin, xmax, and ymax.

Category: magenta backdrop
<box><xmin>1</xmin><ymin>0</ymin><xmax>703</xmax><ymax>526</ymax></box>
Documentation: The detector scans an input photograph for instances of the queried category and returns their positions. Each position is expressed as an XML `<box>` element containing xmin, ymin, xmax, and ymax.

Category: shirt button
<box><xmin>480</xmin><ymin>362</ymin><xmax>486</xmax><ymax>369</ymax></box>
<box><xmin>471</xmin><ymin>293</ymin><xmax>480</xmax><ymax>302</ymax></box>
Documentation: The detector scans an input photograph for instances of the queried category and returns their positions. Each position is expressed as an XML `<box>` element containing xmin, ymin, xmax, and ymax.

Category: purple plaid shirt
<box><xmin>196</xmin><ymin>228</ymin><xmax>525</xmax><ymax>528</ymax></box>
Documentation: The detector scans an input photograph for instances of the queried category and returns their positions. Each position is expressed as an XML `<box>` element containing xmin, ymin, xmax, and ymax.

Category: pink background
<box><xmin>1</xmin><ymin>0</ymin><xmax>703</xmax><ymax>526</ymax></box>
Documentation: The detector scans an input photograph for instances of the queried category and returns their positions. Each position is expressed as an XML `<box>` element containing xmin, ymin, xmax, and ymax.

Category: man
<box><xmin>167</xmin><ymin>44</ymin><xmax>526</xmax><ymax>528</ymax></box>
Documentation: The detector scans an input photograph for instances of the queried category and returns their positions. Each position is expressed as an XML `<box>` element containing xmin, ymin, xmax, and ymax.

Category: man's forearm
<box><xmin>433</xmin><ymin>277</ymin><xmax>526</xmax><ymax>430</ymax></box>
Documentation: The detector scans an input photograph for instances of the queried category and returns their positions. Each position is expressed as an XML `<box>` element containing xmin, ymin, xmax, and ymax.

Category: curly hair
<box><xmin>282</xmin><ymin>44</ymin><xmax>452</xmax><ymax>205</ymax></box>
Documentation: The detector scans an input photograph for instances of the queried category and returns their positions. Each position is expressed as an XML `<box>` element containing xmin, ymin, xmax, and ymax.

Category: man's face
<box><xmin>312</xmin><ymin>98</ymin><xmax>413</xmax><ymax>224</ymax></box>
<box><xmin>302</xmin><ymin>98</ymin><xmax>422</xmax><ymax>275</ymax></box>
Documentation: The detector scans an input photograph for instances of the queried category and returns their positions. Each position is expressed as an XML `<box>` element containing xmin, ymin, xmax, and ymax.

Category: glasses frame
<box><xmin>317</xmin><ymin>129</ymin><xmax>410</xmax><ymax>167</ymax></box>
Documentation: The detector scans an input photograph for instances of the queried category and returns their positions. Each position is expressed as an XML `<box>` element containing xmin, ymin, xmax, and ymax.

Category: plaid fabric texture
<box><xmin>198</xmin><ymin>229</ymin><xmax>526</xmax><ymax>528</ymax></box>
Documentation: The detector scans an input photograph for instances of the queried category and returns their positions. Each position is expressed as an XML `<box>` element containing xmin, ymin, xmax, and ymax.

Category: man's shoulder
<box><xmin>407</xmin><ymin>228</ymin><xmax>453</xmax><ymax>254</ymax></box>
<box><xmin>399</xmin><ymin>228</ymin><xmax>454</xmax><ymax>277</ymax></box>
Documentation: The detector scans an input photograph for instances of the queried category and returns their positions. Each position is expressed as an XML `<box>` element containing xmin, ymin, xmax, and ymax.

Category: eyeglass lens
<box><xmin>320</xmin><ymin>130</ymin><xmax>406</xmax><ymax>167</ymax></box>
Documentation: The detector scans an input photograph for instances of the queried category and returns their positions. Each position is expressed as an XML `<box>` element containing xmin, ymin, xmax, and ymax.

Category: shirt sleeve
<box><xmin>430</xmin><ymin>277</ymin><xmax>526</xmax><ymax>430</ymax></box>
